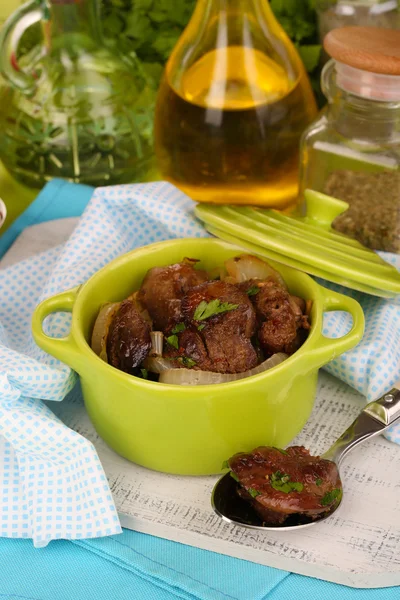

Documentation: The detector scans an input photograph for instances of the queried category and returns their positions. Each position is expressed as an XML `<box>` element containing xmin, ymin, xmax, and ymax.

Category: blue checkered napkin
<box><xmin>321</xmin><ymin>252</ymin><xmax>400</xmax><ymax>444</ymax></box>
<box><xmin>0</xmin><ymin>182</ymin><xmax>207</xmax><ymax>547</ymax></box>
<box><xmin>0</xmin><ymin>181</ymin><xmax>399</xmax><ymax>548</ymax></box>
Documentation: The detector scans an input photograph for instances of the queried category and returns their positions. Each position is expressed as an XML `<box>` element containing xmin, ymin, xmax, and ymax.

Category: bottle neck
<box><xmin>43</xmin><ymin>0</ymin><xmax>102</xmax><ymax>50</ymax></box>
<box><xmin>191</xmin><ymin>0</ymin><xmax>283</xmax><ymax>43</ymax></box>
<box><xmin>196</xmin><ymin>0</ymin><xmax>267</xmax><ymax>11</ymax></box>
<box><xmin>185</xmin><ymin>0</ymin><xmax>297</xmax><ymax>80</ymax></box>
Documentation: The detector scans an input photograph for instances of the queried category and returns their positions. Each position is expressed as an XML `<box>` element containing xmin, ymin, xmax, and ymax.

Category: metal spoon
<box><xmin>212</xmin><ymin>386</ymin><xmax>400</xmax><ymax>531</ymax></box>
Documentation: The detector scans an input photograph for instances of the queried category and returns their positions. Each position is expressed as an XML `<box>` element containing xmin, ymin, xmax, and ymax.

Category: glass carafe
<box><xmin>0</xmin><ymin>0</ymin><xmax>156</xmax><ymax>188</ymax></box>
<box><xmin>154</xmin><ymin>0</ymin><xmax>317</xmax><ymax>209</ymax></box>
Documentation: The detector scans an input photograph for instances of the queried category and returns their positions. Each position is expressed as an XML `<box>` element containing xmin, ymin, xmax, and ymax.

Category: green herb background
<box><xmin>102</xmin><ymin>0</ymin><xmax>322</xmax><ymax>99</ymax></box>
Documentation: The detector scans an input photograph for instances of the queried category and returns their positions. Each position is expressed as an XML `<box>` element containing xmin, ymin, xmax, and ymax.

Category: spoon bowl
<box><xmin>211</xmin><ymin>387</ymin><xmax>400</xmax><ymax>531</ymax></box>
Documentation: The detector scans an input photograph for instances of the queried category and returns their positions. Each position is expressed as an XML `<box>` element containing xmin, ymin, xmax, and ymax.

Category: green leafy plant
<box><xmin>102</xmin><ymin>0</ymin><xmax>196</xmax><ymax>84</ymax></box>
<box><xmin>269</xmin><ymin>0</ymin><xmax>323</xmax><ymax>102</ymax></box>
<box><xmin>102</xmin><ymin>0</ymin><xmax>322</xmax><ymax>94</ymax></box>
<box><xmin>15</xmin><ymin>1</ymin><xmax>322</xmax><ymax>98</ymax></box>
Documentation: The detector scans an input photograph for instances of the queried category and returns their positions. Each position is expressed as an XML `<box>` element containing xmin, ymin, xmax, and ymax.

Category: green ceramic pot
<box><xmin>32</xmin><ymin>238</ymin><xmax>365</xmax><ymax>475</ymax></box>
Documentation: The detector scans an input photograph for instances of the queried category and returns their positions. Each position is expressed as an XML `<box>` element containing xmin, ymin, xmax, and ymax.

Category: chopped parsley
<box><xmin>315</xmin><ymin>478</ymin><xmax>323</xmax><ymax>487</ymax></box>
<box><xmin>172</xmin><ymin>322</ymin><xmax>186</xmax><ymax>334</ymax></box>
<box><xmin>193</xmin><ymin>299</ymin><xmax>239</xmax><ymax>322</ymax></box>
<box><xmin>197</xmin><ymin>323</ymin><xmax>206</xmax><ymax>331</ymax></box>
<box><xmin>270</xmin><ymin>471</ymin><xmax>304</xmax><ymax>494</ymax></box>
<box><xmin>166</xmin><ymin>334</ymin><xmax>179</xmax><ymax>349</ymax></box>
<box><xmin>273</xmin><ymin>447</ymin><xmax>288</xmax><ymax>455</ymax></box>
<box><xmin>247</xmin><ymin>286</ymin><xmax>260</xmax><ymax>297</ymax></box>
<box><xmin>321</xmin><ymin>488</ymin><xmax>342</xmax><ymax>507</ymax></box>
<box><xmin>178</xmin><ymin>356</ymin><xmax>197</xmax><ymax>368</ymax></box>
<box><xmin>221</xmin><ymin>460</ymin><xmax>229</xmax><ymax>470</ymax></box>
<box><xmin>248</xmin><ymin>488</ymin><xmax>261</xmax><ymax>498</ymax></box>
<box><xmin>140</xmin><ymin>368</ymin><xmax>148</xmax><ymax>380</ymax></box>
<box><xmin>230</xmin><ymin>471</ymin><xmax>240</xmax><ymax>483</ymax></box>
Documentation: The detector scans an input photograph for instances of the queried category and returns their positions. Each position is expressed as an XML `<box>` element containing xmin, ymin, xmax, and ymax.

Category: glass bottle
<box><xmin>0</xmin><ymin>0</ymin><xmax>156</xmax><ymax>188</ymax></box>
<box><xmin>299</xmin><ymin>27</ymin><xmax>400</xmax><ymax>252</ymax></box>
<box><xmin>154</xmin><ymin>0</ymin><xmax>317</xmax><ymax>209</ymax></box>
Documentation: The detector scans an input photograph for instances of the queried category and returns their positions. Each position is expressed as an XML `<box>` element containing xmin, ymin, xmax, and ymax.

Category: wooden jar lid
<box><xmin>324</xmin><ymin>27</ymin><xmax>400</xmax><ymax>75</ymax></box>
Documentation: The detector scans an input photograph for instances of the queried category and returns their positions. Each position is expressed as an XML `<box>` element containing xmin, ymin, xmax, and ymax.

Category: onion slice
<box><xmin>142</xmin><ymin>356</ymin><xmax>176</xmax><ymax>374</ymax></box>
<box><xmin>150</xmin><ymin>331</ymin><xmax>164</xmax><ymax>357</ymax></box>
<box><xmin>224</xmin><ymin>255</ymin><xmax>287</xmax><ymax>289</ymax></box>
<box><xmin>159</xmin><ymin>353</ymin><xmax>288</xmax><ymax>386</ymax></box>
<box><xmin>91</xmin><ymin>302</ymin><xmax>120</xmax><ymax>361</ymax></box>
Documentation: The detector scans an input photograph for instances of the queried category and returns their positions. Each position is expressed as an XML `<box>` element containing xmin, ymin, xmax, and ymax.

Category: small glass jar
<box><xmin>299</xmin><ymin>27</ymin><xmax>400</xmax><ymax>252</ymax></box>
<box><xmin>317</xmin><ymin>1</ymin><xmax>400</xmax><ymax>42</ymax></box>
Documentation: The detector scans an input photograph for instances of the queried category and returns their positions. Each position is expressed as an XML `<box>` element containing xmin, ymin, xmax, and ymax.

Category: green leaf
<box><xmin>315</xmin><ymin>478</ymin><xmax>323</xmax><ymax>487</ymax></box>
<box><xmin>298</xmin><ymin>45</ymin><xmax>321</xmax><ymax>72</ymax></box>
<box><xmin>321</xmin><ymin>488</ymin><xmax>342</xmax><ymax>507</ymax></box>
<box><xmin>193</xmin><ymin>299</ymin><xmax>239</xmax><ymax>322</ymax></box>
<box><xmin>290</xmin><ymin>482</ymin><xmax>304</xmax><ymax>493</ymax></box>
<box><xmin>152</xmin><ymin>30</ymin><xmax>182</xmax><ymax>60</ymax></box>
<box><xmin>177</xmin><ymin>356</ymin><xmax>197</xmax><ymax>368</ymax></box>
<box><xmin>172</xmin><ymin>322</ymin><xmax>186</xmax><ymax>334</ymax></box>
<box><xmin>197</xmin><ymin>323</ymin><xmax>206</xmax><ymax>331</ymax></box>
<box><xmin>230</xmin><ymin>471</ymin><xmax>240</xmax><ymax>483</ymax></box>
<box><xmin>221</xmin><ymin>460</ymin><xmax>230</xmax><ymax>470</ymax></box>
<box><xmin>247</xmin><ymin>286</ymin><xmax>261</xmax><ymax>297</ymax></box>
<box><xmin>140</xmin><ymin>368</ymin><xmax>148</xmax><ymax>379</ymax></box>
<box><xmin>166</xmin><ymin>334</ymin><xmax>179</xmax><ymax>349</ymax></box>
<box><xmin>248</xmin><ymin>488</ymin><xmax>261</xmax><ymax>498</ymax></box>
<box><xmin>272</xmin><ymin>447</ymin><xmax>288</xmax><ymax>455</ymax></box>
<box><xmin>270</xmin><ymin>471</ymin><xmax>304</xmax><ymax>494</ymax></box>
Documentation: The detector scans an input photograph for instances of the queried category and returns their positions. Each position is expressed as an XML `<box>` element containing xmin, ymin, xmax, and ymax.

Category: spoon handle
<box><xmin>322</xmin><ymin>386</ymin><xmax>400</xmax><ymax>466</ymax></box>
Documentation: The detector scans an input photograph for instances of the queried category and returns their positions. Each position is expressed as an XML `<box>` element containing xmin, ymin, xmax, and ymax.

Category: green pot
<box><xmin>32</xmin><ymin>238</ymin><xmax>365</xmax><ymax>475</ymax></box>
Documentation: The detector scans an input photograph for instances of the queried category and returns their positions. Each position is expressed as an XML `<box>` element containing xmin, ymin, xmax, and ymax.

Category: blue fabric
<box><xmin>0</xmin><ymin>180</ymin><xmax>398</xmax><ymax>598</ymax></box>
<box><xmin>0</xmin><ymin>179</ymin><xmax>93</xmax><ymax>257</ymax></box>
<box><xmin>0</xmin><ymin>532</ymin><xmax>399</xmax><ymax>600</ymax></box>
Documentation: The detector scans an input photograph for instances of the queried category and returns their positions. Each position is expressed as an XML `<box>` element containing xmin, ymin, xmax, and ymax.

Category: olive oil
<box><xmin>155</xmin><ymin>46</ymin><xmax>317</xmax><ymax>208</ymax></box>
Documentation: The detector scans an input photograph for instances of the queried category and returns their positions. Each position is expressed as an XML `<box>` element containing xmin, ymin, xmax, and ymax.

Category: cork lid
<box><xmin>324</xmin><ymin>27</ymin><xmax>400</xmax><ymax>75</ymax></box>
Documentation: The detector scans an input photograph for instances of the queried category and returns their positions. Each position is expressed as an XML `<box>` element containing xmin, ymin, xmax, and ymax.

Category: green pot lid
<box><xmin>194</xmin><ymin>189</ymin><xmax>400</xmax><ymax>298</ymax></box>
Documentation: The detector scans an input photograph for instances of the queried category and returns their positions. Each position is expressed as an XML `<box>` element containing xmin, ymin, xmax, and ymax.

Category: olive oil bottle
<box><xmin>155</xmin><ymin>0</ymin><xmax>317</xmax><ymax>209</ymax></box>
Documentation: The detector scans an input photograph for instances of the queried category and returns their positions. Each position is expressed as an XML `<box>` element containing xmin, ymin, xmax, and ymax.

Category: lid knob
<box><xmin>304</xmin><ymin>190</ymin><xmax>349</xmax><ymax>228</ymax></box>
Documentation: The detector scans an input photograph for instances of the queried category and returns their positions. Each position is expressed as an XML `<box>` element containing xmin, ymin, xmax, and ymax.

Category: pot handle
<box><xmin>301</xmin><ymin>287</ymin><xmax>365</xmax><ymax>370</ymax></box>
<box><xmin>31</xmin><ymin>286</ymin><xmax>83</xmax><ymax>374</ymax></box>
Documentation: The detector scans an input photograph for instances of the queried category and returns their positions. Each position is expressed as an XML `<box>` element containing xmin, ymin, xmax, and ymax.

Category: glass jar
<box><xmin>317</xmin><ymin>1</ymin><xmax>400</xmax><ymax>42</ymax></box>
<box><xmin>154</xmin><ymin>0</ymin><xmax>317</xmax><ymax>210</ymax></box>
<box><xmin>299</xmin><ymin>27</ymin><xmax>400</xmax><ymax>252</ymax></box>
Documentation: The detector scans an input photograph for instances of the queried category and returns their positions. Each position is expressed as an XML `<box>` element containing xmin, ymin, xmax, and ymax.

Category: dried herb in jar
<box><xmin>323</xmin><ymin>170</ymin><xmax>400</xmax><ymax>252</ymax></box>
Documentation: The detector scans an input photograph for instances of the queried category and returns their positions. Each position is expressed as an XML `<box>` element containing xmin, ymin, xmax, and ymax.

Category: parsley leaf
<box><xmin>140</xmin><ymin>368</ymin><xmax>148</xmax><ymax>379</ymax></box>
<box><xmin>230</xmin><ymin>471</ymin><xmax>239</xmax><ymax>483</ymax></box>
<box><xmin>315</xmin><ymin>478</ymin><xmax>323</xmax><ymax>487</ymax></box>
<box><xmin>177</xmin><ymin>356</ymin><xmax>196</xmax><ymax>368</ymax></box>
<box><xmin>197</xmin><ymin>323</ymin><xmax>206</xmax><ymax>331</ymax></box>
<box><xmin>248</xmin><ymin>488</ymin><xmax>261</xmax><ymax>498</ymax></box>
<box><xmin>193</xmin><ymin>299</ymin><xmax>239</xmax><ymax>322</ymax></box>
<box><xmin>172</xmin><ymin>322</ymin><xmax>186</xmax><ymax>334</ymax></box>
<box><xmin>221</xmin><ymin>460</ymin><xmax>230</xmax><ymax>470</ymax></box>
<box><xmin>166</xmin><ymin>334</ymin><xmax>179</xmax><ymax>349</ymax></box>
<box><xmin>270</xmin><ymin>471</ymin><xmax>304</xmax><ymax>494</ymax></box>
<box><xmin>321</xmin><ymin>488</ymin><xmax>342</xmax><ymax>507</ymax></box>
<box><xmin>273</xmin><ymin>447</ymin><xmax>288</xmax><ymax>455</ymax></box>
<box><xmin>247</xmin><ymin>286</ymin><xmax>260</xmax><ymax>297</ymax></box>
